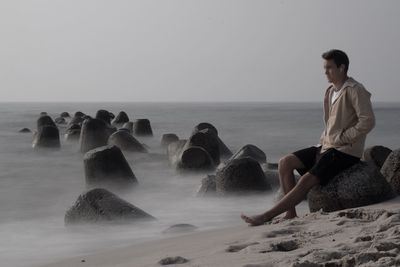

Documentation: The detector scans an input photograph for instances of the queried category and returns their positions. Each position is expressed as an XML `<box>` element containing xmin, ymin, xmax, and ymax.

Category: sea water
<box><xmin>0</xmin><ymin>102</ymin><xmax>398</xmax><ymax>267</ymax></box>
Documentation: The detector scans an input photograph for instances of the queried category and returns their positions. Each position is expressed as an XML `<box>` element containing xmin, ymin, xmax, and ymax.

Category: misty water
<box><xmin>1</xmin><ymin>102</ymin><xmax>399</xmax><ymax>267</ymax></box>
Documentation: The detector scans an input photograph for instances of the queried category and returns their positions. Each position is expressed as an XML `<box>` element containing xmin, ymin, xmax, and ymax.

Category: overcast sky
<box><xmin>1</xmin><ymin>0</ymin><xmax>399</xmax><ymax>102</ymax></box>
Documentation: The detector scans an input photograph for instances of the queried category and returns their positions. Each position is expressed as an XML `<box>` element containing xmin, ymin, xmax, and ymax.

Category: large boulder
<box><xmin>308</xmin><ymin>162</ymin><xmax>395</xmax><ymax>212</ymax></box>
<box><xmin>108</xmin><ymin>130</ymin><xmax>147</xmax><ymax>152</ymax></box>
<box><xmin>133</xmin><ymin>119</ymin><xmax>153</xmax><ymax>136</ymax></box>
<box><xmin>68</xmin><ymin>115</ymin><xmax>85</xmax><ymax>127</ymax></box>
<box><xmin>37</xmin><ymin>115</ymin><xmax>56</xmax><ymax>131</ymax></box>
<box><xmin>121</xmin><ymin>122</ymin><xmax>134</xmax><ymax>134</ymax></box>
<box><xmin>168</xmin><ymin>142</ymin><xmax>214</xmax><ymax>171</ymax></box>
<box><xmin>79</xmin><ymin>118</ymin><xmax>115</xmax><ymax>153</ymax></box>
<box><xmin>215</xmin><ymin>157</ymin><xmax>271</xmax><ymax>195</ymax></box>
<box><xmin>192</xmin><ymin>123</ymin><xmax>232</xmax><ymax>159</ymax></box>
<box><xmin>84</xmin><ymin>145</ymin><xmax>138</xmax><ymax>190</ymax></box>
<box><xmin>19</xmin><ymin>128</ymin><xmax>31</xmax><ymax>133</ymax></box>
<box><xmin>64</xmin><ymin>124</ymin><xmax>81</xmax><ymax>142</ymax></box>
<box><xmin>64</xmin><ymin>188</ymin><xmax>155</xmax><ymax>224</ymax></box>
<box><xmin>161</xmin><ymin>133</ymin><xmax>179</xmax><ymax>147</ymax></box>
<box><xmin>363</xmin><ymin>145</ymin><xmax>392</xmax><ymax>169</ymax></box>
<box><xmin>187</xmin><ymin>129</ymin><xmax>220</xmax><ymax>165</ymax></box>
<box><xmin>60</xmin><ymin>112</ymin><xmax>71</xmax><ymax>118</ymax></box>
<box><xmin>229</xmin><ymin>144</ymin><xmax>266</xmax><ymax>164</ymax></box>
<box><xmin>54</xmin><ymin>117</ymin><xmax>66</xmax><ymax>124</ymax></box>
<box><xmin>192</xmin><ymin>122</ymin><xmax>218</xmax><ymax>136</ymax></box>
<box><xmin>167</xmin><ymin>132</ymin><xmax>219</xmax><ymax>171</ymax></box>
<box><xmin>32</xmin><ymin>125</ymin><xmax>60</xmax><ymax>149</ymax></box>
<box><xmin>95</xmin><ymin>109</ymin><xmax>112</xmax><ymax>125</ymax></box>
<box><xmin>381</xmin><ymin>149</ymin><xmax>400</xmax><ymax>194</ymax></box>
<box><xmin>112</xmin><ymin>111</ymin><xmax>129</xmax><ymax>126</ymax></box>
<box><xmin>178</xmin><ymin>145</ymin><xmax>214</xmax><ymax>171</ymax></box>
<box><xmin>74</xmin><ymin>111</ymin><xmax>85</xmax><ymax>117</ymax></box>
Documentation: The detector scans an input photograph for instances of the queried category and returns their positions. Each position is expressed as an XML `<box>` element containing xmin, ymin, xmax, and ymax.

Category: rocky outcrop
<box><xmin>192</xmin><ymin>122</ymin><xmax>232</xmax><ymax>159</ymax></box>
<box><xmin>178</xmin><ymin>145</ymin><xmax>214</xmax><ymax>170</ymax></box>
<box><xmin>54</xmin><ymin>117</ymin><xmax>66</xmax><ymax>124</ymax></box>
<box><xmin>64</xmin><ymin>188</ymin><xmax>154</xmax><ymax>224</ymax></box>
<box><xmin>308</xmin><ymin>162</ymin><xmax>395</xmax><ymax>212</ymax></box>
<box><xmin>112</xmin><ymin>111</ymin><xmax>129</xmax><ymax>126</ymax></box>
<box><xmin>215</xmin><ymin>157</ymin><xmax>271</xmax><ymax>195</ymax></box>
<box><xmin>108</xmin><ymin>130</ymin><xmax>147</xmax><ymax>152</ymax></box>
<box><xmin>95</xmin><ymin>109</ymin><xmax>112</xmax><ymax>125</ymax></box>
<box><xmin>68</xmin><ymin>115</ymin><xmax>85</xmax><ymax>127</ymax></box>
<box><xmin>19</xmin><ymin>128</ymin><xmax>31</xmax><ymax>133</ymax></box>
<box><xmin>121</xmin><ymin>122</ymin><xmax>134</xmax><ymax>134</ymax></box>
<box><xmin>192</xmin><ymin>122</ymin><xmax>232</xmax><ymax>158</ymax></box>
<box><xmin>64</xmin><ymin>124</ymin><xmax>81</xmax><ymax>141</ymax></box>
<box><xmin>381</xmin><ymin>149</ymin><xmax>400</xmax><ymax>194</ymax></box>
<box><xmin>166</xmin><ymin>129</ymin><xmax>221</xmax><ymax>171</ymax></box>
<box><xmin>192</xmin><ymin>122</ymin><xmax>218</xmax><ymax>136</ymax></box>
<box><xmin>187</xmin><ymin>129</ymin><xmax>220</xmax><ymax>165</ymax></box>
<box><xmin>32</xmin><ymin>125</ymin><xmax>60</xmax><ymax>149</ymax></box>
<box><xmin>363</xmin><ymin>145</ymin><xmax>392</xmax><ymax>169</ymax></box>
<box><xmin>74</xmin><ymin>111</ymin><xmax>85</xmax><ymax>118</ymax></box>
<box><xmin>133</xmin><ymin>119</ymin><xmax>153</xmax><ymax>136</ymax></box>
<box><xmin>84</xmin><ymin>145</ymin><xmax>138</xmax><ymax>190</ymax></box>
<box><xmin>60</xmin><ymin>112</ymin><xmax>71</xmax><ymax>118</ymax></box>
<box><xmin>79</xmin><ymin>118</ymin><xmax>115</xmax><ymax>153</ymax></box>
<box><xmin>161</xmin><ymin>133</ymin><xmax>179</xmax><ymax>147</ymax></box>
<box><xmin>162</xmin><ymin>224</ymin><xmax>197</xmax><ymax>234</ymax></box>
<box><xmin>37</xmin><ymin>115</ymin><xmax>56</xmax><ymax>131</ymax></box>
<box><xmin>229</xmin><ymin>144</ymin><xmax>266</xmax><ymax>164</ymax></box>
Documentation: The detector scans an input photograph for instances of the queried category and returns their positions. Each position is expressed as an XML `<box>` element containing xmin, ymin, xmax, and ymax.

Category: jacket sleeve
<box><xmin>318</xmin><ymin>87</ymin><xmax>331</xmax><ymax>146</ymax></box>
<box><xmin>339</xmin><ymin>87</ymin><xmax>375</xmax><ymax>144</ymax></box>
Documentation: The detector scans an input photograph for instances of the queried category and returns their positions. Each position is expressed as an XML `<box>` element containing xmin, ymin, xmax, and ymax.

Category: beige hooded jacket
<box><xmin>319</xmin><ymin>77</ymin><xmax>375</xmax><ymax>158</ymax></box>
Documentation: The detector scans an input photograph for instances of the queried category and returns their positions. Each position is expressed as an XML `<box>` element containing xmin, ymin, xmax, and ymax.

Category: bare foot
<box><xmin>241</xmin><ymin>213</ymin><xmax>271</xmax><ymax>226</ymax></box>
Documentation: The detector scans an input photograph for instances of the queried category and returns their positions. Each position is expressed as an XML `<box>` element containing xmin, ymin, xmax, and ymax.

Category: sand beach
<box><xmin>39</xmin><ymin>197</ymin><xmax>400</xmax><ymax>267</ymax></box>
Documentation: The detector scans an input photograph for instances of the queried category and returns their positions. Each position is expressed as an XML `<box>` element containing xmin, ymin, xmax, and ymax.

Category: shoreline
<box><xmin>38</xmin><ymin>197</ymin><xmax>400</xmax><ymax>267</ymax></box>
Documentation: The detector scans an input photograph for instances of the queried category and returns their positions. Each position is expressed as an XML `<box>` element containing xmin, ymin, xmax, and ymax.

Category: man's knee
<box><xmin>299</xmin><ymin>173</ymin><xmax>320</xmax><ymax>188</ymax></box>
<box><xmin>279</xmin><ymin>154</ymin><xmax>298</xmax><ymax>171</ymax></box>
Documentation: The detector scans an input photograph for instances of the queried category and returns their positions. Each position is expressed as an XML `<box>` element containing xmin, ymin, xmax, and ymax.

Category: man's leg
<box><xmin>278</xmin><ymin>154</ymin><xmax>306</xmax><ymax>219</ymax></box>
<box><xmin>241</xmin><ymin>172</ymin><xmax>320</xmax><ymax>226</ymax></box>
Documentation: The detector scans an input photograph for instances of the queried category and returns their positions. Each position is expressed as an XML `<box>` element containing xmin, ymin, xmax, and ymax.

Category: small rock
<box><xmin>162</xmin><ymin>224</ymin><xmax>197</xmax><ymax>234</ymax></box>
<box><xmin>158</xmin><ymin>256</ymin><xmax>188</xmax><ymax>265</ymax></box>
<box><xmin>19</xmin><ymin>128</ymin><xmax>31</xmax><ymax>133</ymax></box>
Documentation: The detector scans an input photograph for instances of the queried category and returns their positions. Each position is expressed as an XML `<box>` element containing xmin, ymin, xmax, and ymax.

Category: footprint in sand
<box><xmin>372</xmin><ymin>240</ymin><xmax>400</xmax><ymax>252</ymax></box>
<box><xmin>354</xmin><ymin>235</ymin><xmax>373</xmax><ymax>242</ymax></box>
<box><xmin>270</xmin><ymin>239</ymin><xmax>300</xmax><ymax>252</ymax></box>
<box><xmin>355</xmin><ymin>251</ymin><xmax>397</xmax><ymax>265</ymax></box>
<box><xmin>336</xmin><ymin>208</ymin><xmax>389</xmax><ymax>222</ymax></box>
<box><xmin>376</xmin><ymin>213</ymin><xmax>400</xmax><ymax>232</ymax></box>
<box><xmin>263</xmin><ymin>227</ymin><xmax>301</xmax><ymax>238</ymax></box>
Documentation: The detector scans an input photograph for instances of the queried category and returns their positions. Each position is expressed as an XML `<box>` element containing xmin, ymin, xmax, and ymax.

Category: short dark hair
<box><xmin>322</xmin><ymin>49</ymin><xmax>349</xmax><ymax>73</ymax></box>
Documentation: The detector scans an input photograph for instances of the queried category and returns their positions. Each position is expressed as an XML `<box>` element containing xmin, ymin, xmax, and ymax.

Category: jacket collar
<box><xmin>330</xmin><ymin>77</ymin><xmax>357</xmax><ymax>105</ymax></box>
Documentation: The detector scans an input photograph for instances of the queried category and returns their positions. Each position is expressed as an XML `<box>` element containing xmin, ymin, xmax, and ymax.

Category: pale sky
<box><xmin>1</xmin><ymin>0</ymin><xmax>399</xmax><ymax>102</ymax></box>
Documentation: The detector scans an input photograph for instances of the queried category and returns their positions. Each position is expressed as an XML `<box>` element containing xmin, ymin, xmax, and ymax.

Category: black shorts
<box><xmin>292</xmin><ymin>146</ymin><xmax>360</xmax><ymax>186</ymax></box>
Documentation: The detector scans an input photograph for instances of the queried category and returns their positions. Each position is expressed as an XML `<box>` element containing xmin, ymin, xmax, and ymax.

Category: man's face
<box><xmin>324</xmin><ymin>59</ymin><xmax>344</xmax><ymax>83</ymax></box>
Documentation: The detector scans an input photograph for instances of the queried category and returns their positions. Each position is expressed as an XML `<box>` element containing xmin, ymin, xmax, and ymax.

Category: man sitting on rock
<box><xmin>241</xmin><ymin>49</ymin><xmax>375</xmax><ymax>226</ymax></box>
